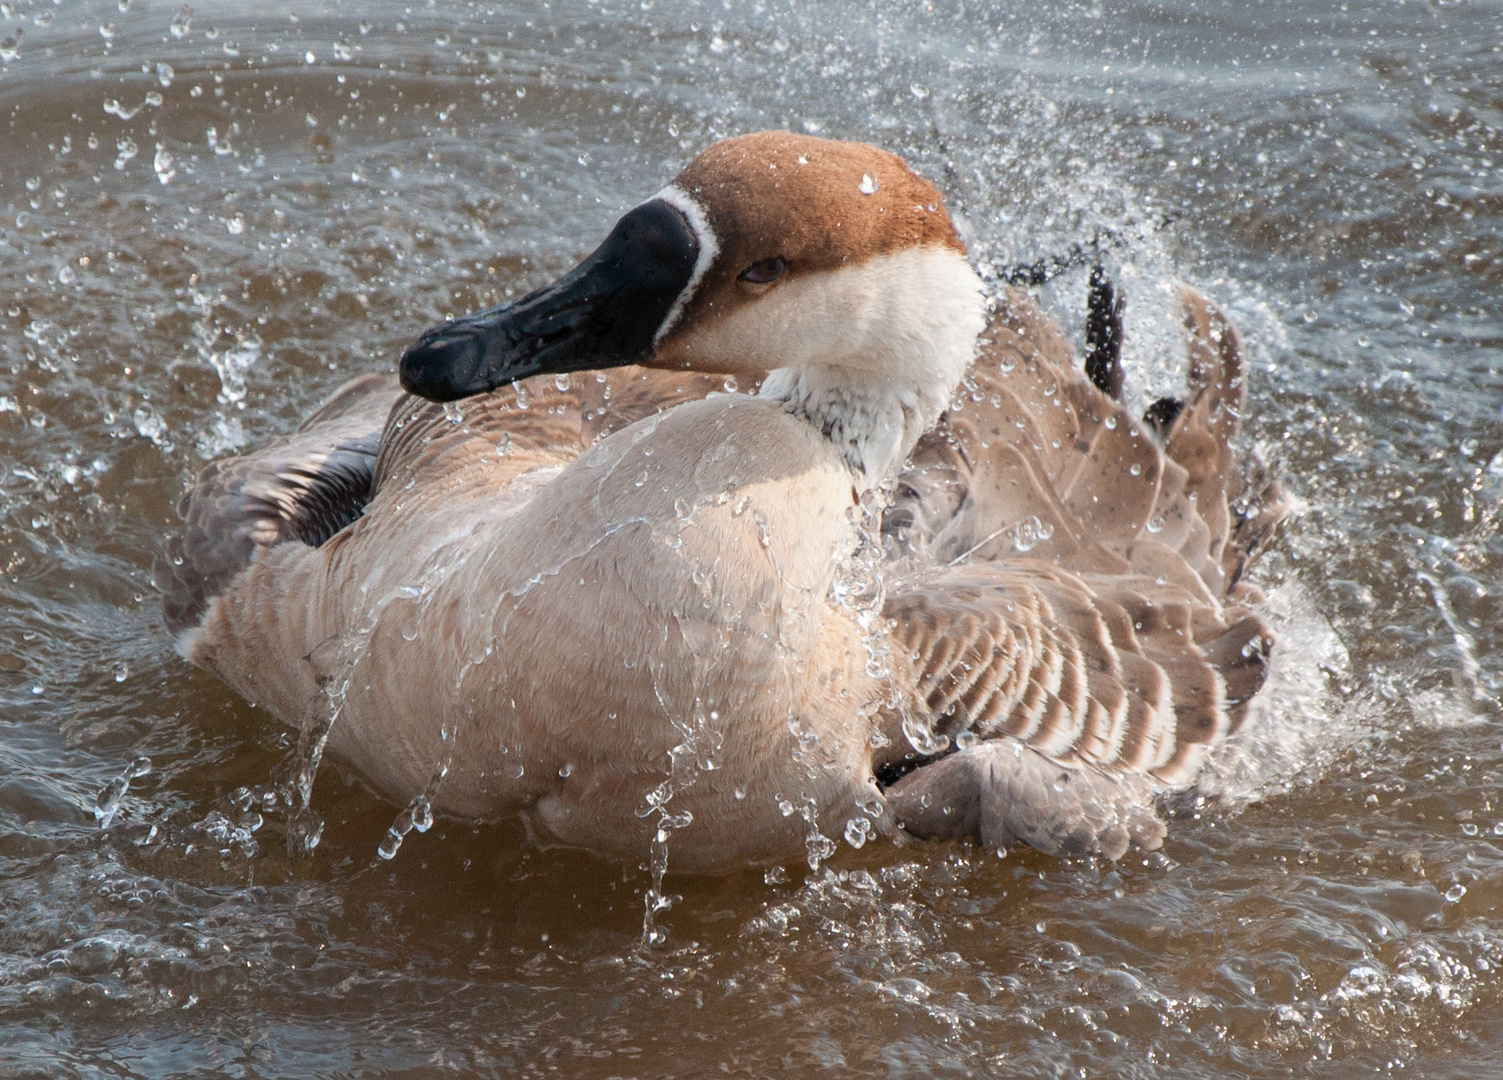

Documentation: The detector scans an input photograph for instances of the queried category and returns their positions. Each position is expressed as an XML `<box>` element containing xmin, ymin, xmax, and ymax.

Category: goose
<box><xmin>160</xmin><ymin>132</ymin><xmax>1286</xmax><ymax>871</ymax></box>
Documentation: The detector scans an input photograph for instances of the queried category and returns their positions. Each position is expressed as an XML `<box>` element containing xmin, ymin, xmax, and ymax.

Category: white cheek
<box><xmin>679</xmin><ymin>246</ymin><xmax>983</xmax><ymax>379</ymax></box>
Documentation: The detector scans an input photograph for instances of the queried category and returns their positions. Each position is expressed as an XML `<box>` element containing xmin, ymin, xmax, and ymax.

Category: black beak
<box><xmin>399</xmin><ymin>199</ymin><xmax>700</xmax><ymax>402</ymax></box>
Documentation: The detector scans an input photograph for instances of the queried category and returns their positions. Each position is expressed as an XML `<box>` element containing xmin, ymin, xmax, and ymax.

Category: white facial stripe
<box><xmin>650</xmin><ymin>184</ymin><xmax>720</xmax><ymax>345</ymax></box>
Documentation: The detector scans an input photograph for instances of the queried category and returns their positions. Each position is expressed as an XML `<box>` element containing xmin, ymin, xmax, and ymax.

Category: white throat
<box><xmin>757</xmin><ymin>246</ymin><xmax>986</xmax><ymax>487</ymax></box>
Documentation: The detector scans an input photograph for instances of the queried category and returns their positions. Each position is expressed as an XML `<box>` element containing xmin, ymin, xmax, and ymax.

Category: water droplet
<box><xmin>494</xmin><ymin>432</ymin><xmax>511</xmax><ymax>456</ymax></box>
<box><xmin>909</xmin><ymin>82</ymin><xmax>929</xmax><ymax>99</ymax></box>
<box><xmin>674</xmin><ymin>497</ymin><xmax>692</xmax><ymax>520</ymax></box>
<box><xmin>113</xmin><ymin>136</ymin><xmax>138</xmax><ymax>171</ymax></box>
<box><xmin>553</xmin><ymin>372</ymin><xmax>570</xmax><ymax>392</ymax></box>
<box><xmin>733</xmin><ymin>786</ymin><xmax>747</xmax><ymax>800</ymax></box>
<box><xmin>858</xmin><ymin>173</ymin><xmax>879</xmax><ymax>195</ymax></box>
<box><xmin>559</xmin><ymin>762</ymin><xmax>575</xmax><ymax>778</ymax></box>
<box><xmin>153</xmin><ymin>143</ymin><xmax>176</xmax><ymax>184</ymax></box>
<box><xmin>843</xmin><ymin>816</ymin><xmax>873</xmax><ymax>848</ymax></box>
<box><xmin>111</xmin><ymin>662</ymin><xmax>129</xmax><ymax>682</ymax></box>
<box><xmin>1104</xmin><ymin>415</ymin><xmax>1117</xmax><ymax>429</ymax></box>
<box><xmin>1129</xmin><ymin>462</ymin><xmax>1142</xmax><ymax>476</ymax></box>
<box><xmin>723</xmin><ymin>375</ymin><xmax>738</xmax><ymax>393</ymax></box>
<box><xmin>156</xmin><ymin>61</ymin><xmax>174</xmax><ymax>87</ymax></box>
<box><xmin>955</xmin><ymin>731</ymin><xmax>979</xmax><ymax>751</ymax></box>
<box><xmin>411</xmin><ymin>797</ymin><xmax>433</xmax><ymax>832</ymax></box>
<box><xmin>225</xmin><ymin>213</ymin><xmax>245</xmax><ymax>235</ymax></box>
<box><xmin>170</xmin><ymin>4</ymin><xmax>192</xmax><ymax>39</ymax></box>
<box><xmin>442</xmin><ymin>402</ymin><xmax>463</xmax><ymax>425</ymax></box>
<box><xmin>1145</xmin><ymin>515</ymin><xmax>1166</xmax><ymax>534</ymax></box>
<box><xmin>1445</xmin><ymin>884</ymin><xmax>1467</xmax><ymax>902</ymax></box>
<box><xmin>902</xmin><ymin>712</ymin><xmax>949</xmax><ymax>756</ymax></box>
<box><xmin>1013</xmin><ymin>515</ymin><xmax>1051</xmax><ymax>552</ymax></box>
<box><xmin>1302</xmin><ymin>309</ymin><xmax>1318</xmax><ymax>324</ymax></box>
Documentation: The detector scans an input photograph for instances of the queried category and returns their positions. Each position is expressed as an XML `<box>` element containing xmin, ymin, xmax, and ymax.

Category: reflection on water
<box><xmin>2</xmin><ymin>0</ymin><xmax>1500</xmax><ymax>1075</ymax></box>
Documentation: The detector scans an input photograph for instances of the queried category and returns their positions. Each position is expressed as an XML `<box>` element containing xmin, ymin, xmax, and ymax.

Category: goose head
<box><xmin>400</xmin><ymin>131</ymin><xmax>986</xmax><ymax>483</ymax></box>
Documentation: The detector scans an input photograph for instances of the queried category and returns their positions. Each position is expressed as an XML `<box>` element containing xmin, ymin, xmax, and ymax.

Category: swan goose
<box><xmin>161</xmin><ymin>132</ymin><xmax>1285</xmax><ymax>871</ymax></box>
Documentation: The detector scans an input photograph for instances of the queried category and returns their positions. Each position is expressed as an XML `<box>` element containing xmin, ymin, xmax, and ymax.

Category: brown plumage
<box><xmin>159</xmin><ymin>134</ymin><xmax>1285</xmax><ymax>870</ymax></box>
<box><xmin>874</xmin><ymin>286</ymin><xmax>1285</xmax><ymax>856</ymax></box>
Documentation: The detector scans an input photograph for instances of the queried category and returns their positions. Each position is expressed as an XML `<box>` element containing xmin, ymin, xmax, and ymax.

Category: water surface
<box><xmin>2</xmin><ymin>0</ymin><xmax>1501</xmax><ymax>1076</ymax></box>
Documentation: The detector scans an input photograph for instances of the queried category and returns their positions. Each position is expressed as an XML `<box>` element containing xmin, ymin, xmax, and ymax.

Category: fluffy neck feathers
<box><xmin>758</xmin><ymin>247</ymin><xmax>985</xmax><ymax>487</ymax></box>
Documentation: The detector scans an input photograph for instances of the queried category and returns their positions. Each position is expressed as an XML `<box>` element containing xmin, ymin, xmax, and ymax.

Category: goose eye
<box><xmin>738</xmin><ymin>256</ymin><xmax>786</xmax><ymax>285</ymax></box>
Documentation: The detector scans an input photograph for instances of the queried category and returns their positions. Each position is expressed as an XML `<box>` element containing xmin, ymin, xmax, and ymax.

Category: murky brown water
<box><xmin>2</xmin><ymin>0</ymin><xmax>1501</xmax><ymax>1075</ymax></box>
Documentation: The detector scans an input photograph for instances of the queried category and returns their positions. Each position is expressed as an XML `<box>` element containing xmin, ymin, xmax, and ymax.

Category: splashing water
<box><xmin>93</xmin><ymin>757</ymin><xmax>152</xmax><ymax>829</ymax></box>
<box><xmin>833</xmin><ymin>487</ymin><xmax>950</xmax><ymax>758</ymax></box>
<box><xmin>635</xmin><ymin>689</ymin><xmax>711</xmax><ymax>948</ymax></box>
<box><xmin>377</xmin><ymin>724</ymin><xmax>454</xmax><ymax>861</ymax></box>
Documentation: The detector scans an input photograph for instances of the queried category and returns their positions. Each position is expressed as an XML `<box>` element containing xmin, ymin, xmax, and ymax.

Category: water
<box><xmin>2</xmin><ymin>0</ymin><xmax>1501</xmax><ymax>1074</ymax></box>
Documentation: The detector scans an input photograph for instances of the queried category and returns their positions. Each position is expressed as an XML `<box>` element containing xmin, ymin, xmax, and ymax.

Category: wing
<box><xmin>877</xmin><ymin>285</ymin><xmax>1285</xmax><ymax>858</ymax></box>
<box><xmin>888</xmin><ymin>285</ymin><xmax>1285</xmax><ymax>603</ymax></box>
<box><xmin>158</xmin><ymin>373</ymin><xmax>401</xmax><ymax>636</ymax></box>
<box><xmin>161</xmin><ymin>365</ymin><xmax>747</xmax><ymax>638</ymax></box>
